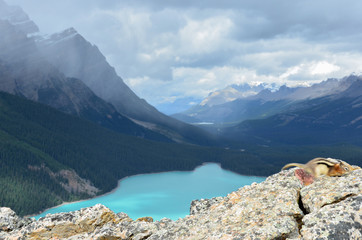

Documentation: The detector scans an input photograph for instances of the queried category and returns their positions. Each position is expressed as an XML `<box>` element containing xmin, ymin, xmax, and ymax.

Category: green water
<box><xmin>34</xmin><ymin>163</ymin><xmax>265</xmax><ymax>220</ymax></box>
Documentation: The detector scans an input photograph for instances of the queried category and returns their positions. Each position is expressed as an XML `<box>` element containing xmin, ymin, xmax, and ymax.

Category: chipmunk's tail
<box><xmin>282</xmin><ymin>163</ymin><xmax>304</xmax><ymax>170</ymax></box>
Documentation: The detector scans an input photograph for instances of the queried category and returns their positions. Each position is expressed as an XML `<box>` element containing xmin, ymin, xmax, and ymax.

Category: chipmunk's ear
<box><xmin>334</xmin><ymin>163</ymin><xmax>341</xmax><ymax>169</ymax></box>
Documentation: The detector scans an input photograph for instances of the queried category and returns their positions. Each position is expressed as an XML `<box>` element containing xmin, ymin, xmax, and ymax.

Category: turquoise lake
<box><xmin>34</xmin><ymin>163</ymin><xmax>266</xmax><ymax>220</ymax></box>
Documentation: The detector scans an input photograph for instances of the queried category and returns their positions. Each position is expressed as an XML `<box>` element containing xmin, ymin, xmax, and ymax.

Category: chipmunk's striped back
<box><xmin>282</xmin><ymin>157</ymin><xmax>354</xmax><ymax>177</ymax></box>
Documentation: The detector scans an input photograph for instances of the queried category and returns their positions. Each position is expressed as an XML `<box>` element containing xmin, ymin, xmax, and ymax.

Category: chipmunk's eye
<box><xmin>344</xmin><ymin>167</ymin><xmax>349</xmax><ymax>171</ymax></box>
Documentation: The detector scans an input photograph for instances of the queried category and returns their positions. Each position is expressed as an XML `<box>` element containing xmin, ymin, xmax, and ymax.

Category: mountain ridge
<box><xmin>223</xmin><ymin>76</ymin><xmax>362</xmax><ymax>145</ymax></box>
<box><xmin>0</xmin><ymin>1</ymin><xmax>179</xmax><ymax>142</ymax></box>
<box><xmin>0</xmin><ymin>0</ymin><xmax>217</xmax><ymax>145</ymax></box>
<box><xmin>173</xmin><ymin>75</ymin><xmax>360</xmax><ymax>126</ymax></box>
<box><xmin>0</xmin><ymin>0</ymin><xmax>38</xmax><ymax>35</ymax></box>
<box><xmin>36</xmin><ymin>25</ymin><xmax>217</xmax><ymax>145</ymax></box>
<box><xmin>0</xmin><ymin>20</ymin><xmax>170</xmax><ymax>141</ymax></box>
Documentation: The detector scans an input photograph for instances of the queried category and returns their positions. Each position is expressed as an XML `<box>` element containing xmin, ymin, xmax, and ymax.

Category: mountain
<box><xmin>36</xmin><ymin>27</ymin><xmax>216</xmax><ymax>145</ymax></box>
<box><xmin>253</xmin><ymin>77</ymin><xmax>355</xmax><ymax>102</ymax></box>
<box><xmin>0</xmin><ymin>0</ymin><xmax>216</xmax><ymax>145</ymax></box>
<box><xmin>173</xmin><ymin>97</ymin><xmax>292</xmax><ymax>126</ymax></box>
<box><xmin>0</xmin><ymin>0</ymin><xmax>38</xmax><ymax>35</ymax></box>
<box><xmin>0</xmin><ymin>2</ymin><xmax>172</xmax><ymax>142</ymax></box>
<box><xmin>223</xmin><ymin>76</ymin><xmax>362</xmax><ymax>145</ymax></box>
<box><xmin>200</xmin><ymin>83</ymin><xmax>277</xmax><ymax>107</ymax></box>
<box><xmin>172</xmin><ymin>83</ymin><xmax>283</xmax><ymax>124</ymax></box>
<box><xmin>173</xmin><ymin>77</ymin><xmax>357</xmax><ymax>126</ymax></box>
<box><xmin>0</xmin><ymin>91</ymin><xmax>273</xmax><ymax>216</ymax></box>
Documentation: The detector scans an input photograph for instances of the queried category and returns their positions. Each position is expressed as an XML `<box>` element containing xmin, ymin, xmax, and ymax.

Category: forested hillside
<box><xmin>0</xmin><ymin>91</ymin><xmax>276</xmax><ymax>216</ymax></box>
<box><xmin>1</xmin><ymin>91</ymin><xmax>362</xmax><ymax>216</ymax></box>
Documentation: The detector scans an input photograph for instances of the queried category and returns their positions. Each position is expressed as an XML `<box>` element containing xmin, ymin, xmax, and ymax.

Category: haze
<box><xmin>7</xmin><ymin>0</ymin><xmax>362</xmax><ymax>114</ymax></box>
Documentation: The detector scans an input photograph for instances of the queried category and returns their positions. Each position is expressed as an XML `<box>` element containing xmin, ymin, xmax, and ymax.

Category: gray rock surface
<box><xmin>0</xmin><ymin>207</ymin><xmax>33</xmax><ymax>232</ymax></box>
<box><xmin>1</xmin><ymin>168</ymin><xmax>361</xmax><ymax>239</ymax></box>
<box><xmin>302</xmin><ymin>195</ymin><xmax>362</xmax><ymax>240</ymax></box>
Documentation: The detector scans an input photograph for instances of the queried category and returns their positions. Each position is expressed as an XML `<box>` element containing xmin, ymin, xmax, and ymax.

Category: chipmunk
<box><xmin>282</xmin><ymin>157</ymin><xmax>355</xmax><ymax>178</ymax></box>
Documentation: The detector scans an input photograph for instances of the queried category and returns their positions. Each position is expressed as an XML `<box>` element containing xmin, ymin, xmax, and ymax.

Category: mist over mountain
<box><xmin>36</xmin><ymin>27</ymin><xmax>147</xmax><ymax>118</ymax></box>
<box><xmin>2</xmin><ymin>0</ymin><xmax>361</xmax><ymax>147</ymax></box>
<box><xmin>0</xmin><ymin>0</ymin><xmax>217</xmax><ymax>144</ymax></box>
<box><xmin>0</xmin><ymin>0</ymin><xmax>38</xmax><ymax>35</ymax></box>
<box><xmin>35</xmin><ymin>25</ymin><xmax>216</xmax><ymax>145</ymax></box>
<box><xmin>0</xmin><ymin>2</ymin><xmax>171</xmax><ymax>141</ymax></box>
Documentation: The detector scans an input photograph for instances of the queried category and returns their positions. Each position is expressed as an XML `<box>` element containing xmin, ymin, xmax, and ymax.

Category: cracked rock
<box><xmin>301</xmin><ymin>195</ymin><xmax>362</xmax><ymax>240</ymax></box>
<box><xmin>300</xmin><ymin>170</ymin><xmax>362</xmax><ymax>213</ymax></box>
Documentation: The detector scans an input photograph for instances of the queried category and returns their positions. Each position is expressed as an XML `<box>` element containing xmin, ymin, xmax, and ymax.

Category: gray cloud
<box><xmin>6</xmin><ymin>0</ymin><xmax>362</xmax><ymax>113</ymax></box>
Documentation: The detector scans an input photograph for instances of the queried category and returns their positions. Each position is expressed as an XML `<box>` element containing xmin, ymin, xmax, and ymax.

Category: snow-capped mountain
<box><xmin>200</xmin><ymin>83</ymin><xmax>275</xmax><ymax>107</ymax></box>
<box><xmin>252</xmin><ymin>77</ymin><xmax>355</xmax><ymax>102</ymax></box>
<box><xmin>173</xmin><ymin>77</ymin><xmax>358</xmax><ymax>125</ymax></box>
<box><xmin>223</xmin><ymin>75</ymin><xmax>362</xmax><ymax>145</ymax></box>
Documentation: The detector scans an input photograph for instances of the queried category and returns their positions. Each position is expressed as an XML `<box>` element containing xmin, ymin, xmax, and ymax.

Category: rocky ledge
<box><xmin>1</xmin><ymin>168</ymin><xmax>361</xmax><ymax>239</ymax></box>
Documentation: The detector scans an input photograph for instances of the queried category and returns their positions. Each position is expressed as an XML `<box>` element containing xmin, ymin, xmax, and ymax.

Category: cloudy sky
<box><xmin>7</xmin><ymin>0</ymin><xmax>362</xmax><ymax>113</ymax></box>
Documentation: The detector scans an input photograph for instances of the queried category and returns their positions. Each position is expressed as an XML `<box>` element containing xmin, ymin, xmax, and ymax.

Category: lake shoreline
<box><xmin>28</xmin><ymin>162</ymin><xmax>266</xmax><ymax>219</ymax></box>
<box><xmin>28</xmin><ymin>163</ymin><xmax>210</xmax><ymax>218</ymax></box>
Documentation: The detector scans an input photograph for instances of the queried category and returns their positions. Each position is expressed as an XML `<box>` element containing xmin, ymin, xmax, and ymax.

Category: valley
<box><xmin>0</xmin><ymin>90</ymin><xmax>273</xmax><ymax>216</ymax></box>
<box><xmin>0</xmin><ymin>0</ymin><xmax>362</xmax><ymax>220</ymax></box>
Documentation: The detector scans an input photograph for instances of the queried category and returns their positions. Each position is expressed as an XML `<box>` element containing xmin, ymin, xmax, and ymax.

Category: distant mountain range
<box><xmin>200</xmin><ymin>83</ymin><xmax>279</xmax><ymax>107</ymax></box>
<box><xmin>172</xmin><ymin>82</ymin><xmax>279</xmax><ymax>124</ymax></box>
<box><xmin>0</xmin><ymin>0</ymin><xmax>215</xmax><ymax>145</ymax></box>
<box><xmin>224</xmin><ymin>76</ymin><xmax>362</xmax><ymax>145</ymax></box>
<box><xmin>173</xmin><ymin>76</ymin><xmax>359</xmax><ymax>124</ymax></box>
<box><xmin>173</xmin><ymin>75</ymin><xmax>362</xmax><ymax>146</ymax></box>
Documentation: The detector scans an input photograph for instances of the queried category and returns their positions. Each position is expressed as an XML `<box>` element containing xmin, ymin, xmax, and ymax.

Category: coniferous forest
<box><xmin>0</xmin><ymin>91</ymin><xmax>268</xmax><ymax>216</ymax></box>
<box><xmin>1</xmin><ymin>91</ymin><xmax>362</xmax><ymax>216</ymax></box>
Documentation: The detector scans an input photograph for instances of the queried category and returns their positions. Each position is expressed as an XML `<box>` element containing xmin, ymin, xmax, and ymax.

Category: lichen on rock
<box><xmin>301</xmin><ymin>195</ymin><xmax>362</xmax><ymax>239</ymax></box>
<box><xmin>1</xmin><ymin>168</ymin><xmax>361</xmax><ymax>239</ymax></box>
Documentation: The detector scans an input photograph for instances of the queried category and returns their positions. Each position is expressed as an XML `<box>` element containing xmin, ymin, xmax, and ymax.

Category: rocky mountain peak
<box><xmin>39</xmin><ymin>27</ymin><xmax>80</xmax><ymax>46</ymax></box>
<box><xmin>1</xmin><ymin>166</ymin><xmax>361</xmax><ymax>239</ymax></box>
<box><xmin>174</xmin><ymin>74</ymin><xmax>362</xmax><ymax>126</ymax></box>
<box><xmin>338</xmin><ymin>75</ymin><xmax>362</xmax><ymax>98</ymax></box>
<box><xmin>200</xmin><ymin>83</ymin><xmax>272</xmax><ymax>107</ymax></box>
<box><xmin>0</xmin><ymin>0</ymin><xmax>39</xmax><ymax>35</ymax></box>
<box><xmin>0</xmin><ymin>1</ymin><xmax>215</xmax><ymax>145</ymax></box>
